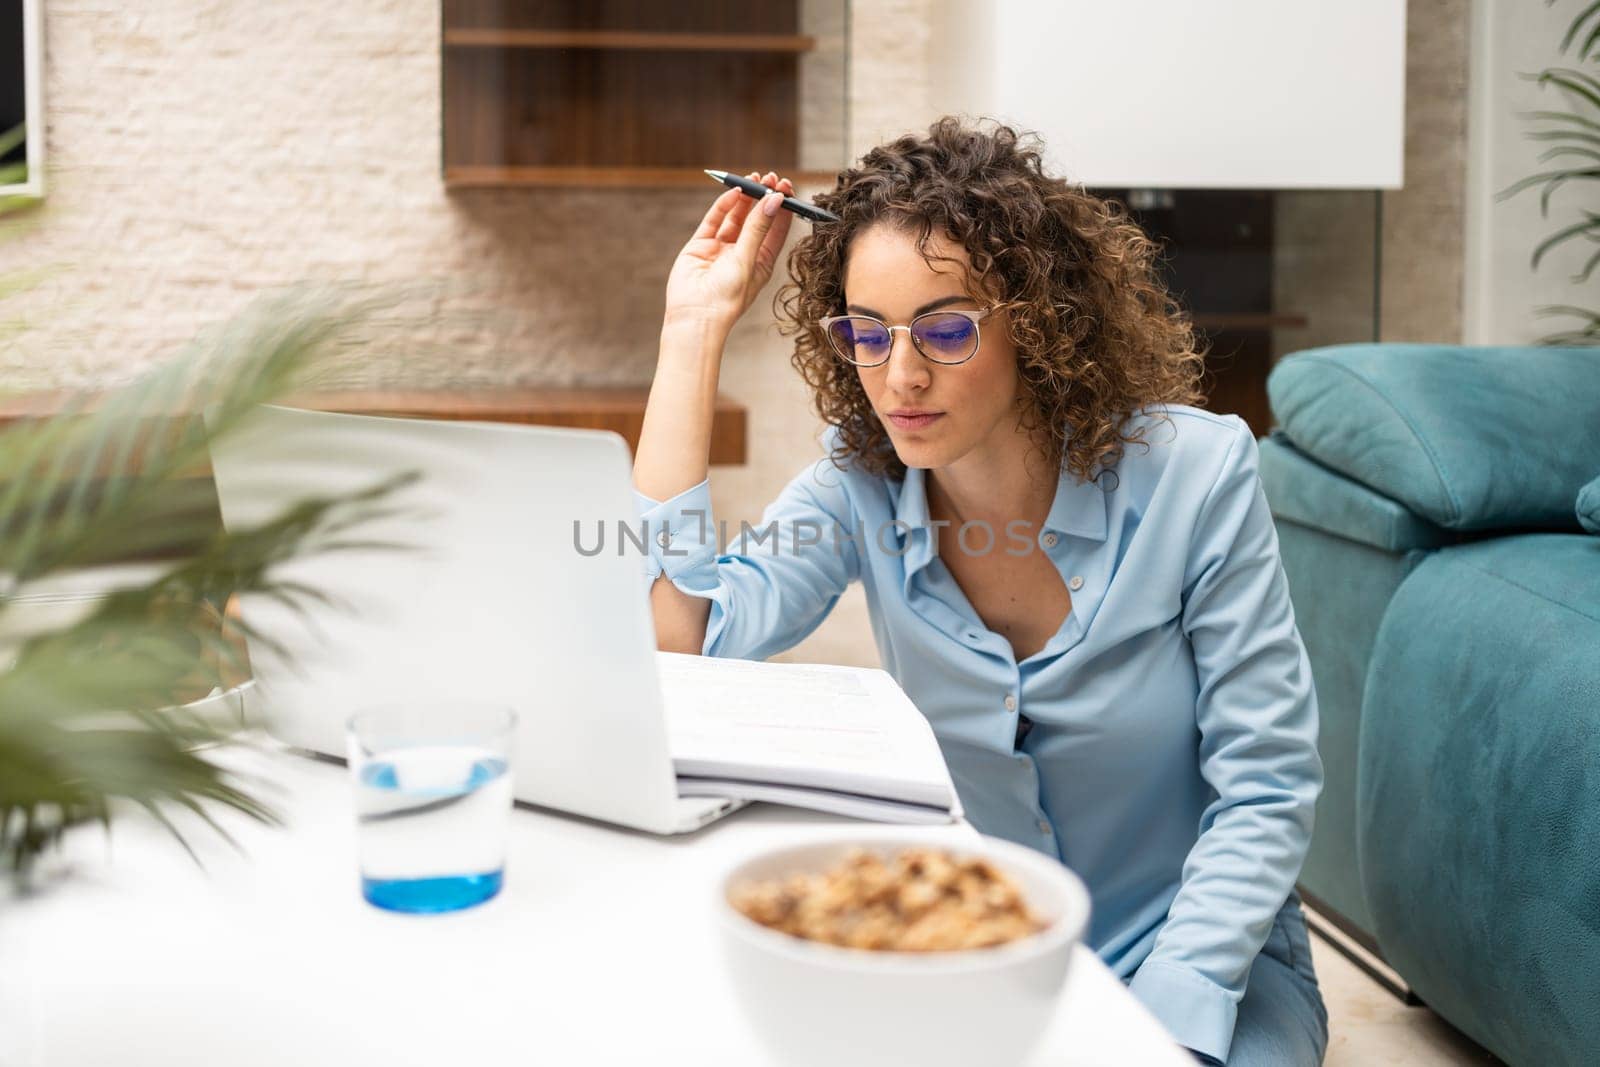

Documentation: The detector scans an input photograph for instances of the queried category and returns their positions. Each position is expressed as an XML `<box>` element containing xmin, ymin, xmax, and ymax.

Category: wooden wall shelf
<box><xmin>293</xmin><ymin>388</ymin><xmax>747</xmax><ymax>465</ymax></box>
<box><xmin>443</xmin><ymin>29</ymin><xmax>817</xmax><ymax>52</ymax></box>
<box><xmin>445</xmin><ymin>165</ymin><xmax>841</xmax><ymax>189</ymax></box>
<box><xmin>441</xmin><ymin>0</ymin><xmax>849</xmax><ymax>189</ymax></box>
<box><xmin>0</xmin><ymin>388</ymin><xmax>749</xmax><ymax>466</ymax></box>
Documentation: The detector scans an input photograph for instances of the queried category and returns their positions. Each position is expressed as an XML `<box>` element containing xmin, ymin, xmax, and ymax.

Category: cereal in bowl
<box><xmin>729</xmin><ymin>847</ymin><xmax>1046</xmax><ymax>951</ymax></box>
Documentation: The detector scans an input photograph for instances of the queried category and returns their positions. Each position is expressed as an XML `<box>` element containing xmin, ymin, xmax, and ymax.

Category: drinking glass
<box><xmin>346</xmin><ymin>702</ymin><xmax>517</xmax><ymax>913</ymax></box>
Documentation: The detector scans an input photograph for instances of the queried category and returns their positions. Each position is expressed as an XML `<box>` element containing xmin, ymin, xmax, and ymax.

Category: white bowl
<box><xmin>716</xmin><ymin>833</ymin><xmax>1091</xmax><ymax>1067</ymax></box>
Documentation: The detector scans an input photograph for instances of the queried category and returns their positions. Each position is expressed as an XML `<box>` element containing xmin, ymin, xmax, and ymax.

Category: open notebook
<box><xmin>657</xmin><ymin>651</ymin><xmax>963</xmax><ymax>825</ymax></box>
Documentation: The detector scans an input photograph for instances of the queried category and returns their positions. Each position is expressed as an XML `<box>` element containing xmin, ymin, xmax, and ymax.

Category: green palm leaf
<box><xmin>1495</xmin><ymin>167</ymin><xmax>1600</xmax><ymax>215</ymax></box>
<box><xmin>1517</xmin><ymin>108</ymin><xmax>1600</xmax><ymax>133</ymax></box>
<box><xmin>1528</xmin><ymin>68</ymin><xmax>1600</xmax><ymax>111</ymax></box>
<box><xmin>1507</xmin><ymin>14</ymin><xmax>1600</xmax><ymax>329</ymax></box>
<box><xmin>1536</xmin><ymin>145</ymin><xmax>1600</xmax><ymax>166</ymax></box>
<box><xmin>1530</xmin><ymin>211</ymin><xmax>1600</xmax><ymax>270</ymax></box>
<box><xmin>1532</xmin><ymin>303</ymin><xmax>1600</xmax><ymax>345</ymax></box>
<box><xmin>1527</xmin><ymin>128</ymin><xmax>1600</xmax><ymax>151</ymax></box>
<box><xmin>1559</xmin><ymin>0</ymin><xmax>1600</xmax><ymax>56</ymax></box>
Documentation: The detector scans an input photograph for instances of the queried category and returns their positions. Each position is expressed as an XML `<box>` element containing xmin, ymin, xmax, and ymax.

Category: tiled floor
<box><xmin>1308</xmin><ymin>925</ymin><xmax>1504</xmax><ymax>1065</ymax></box>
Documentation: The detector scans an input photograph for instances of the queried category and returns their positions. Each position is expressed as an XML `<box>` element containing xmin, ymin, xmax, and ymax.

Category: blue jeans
<box><xmin>1193</xmin><ymin>890</ymin><xmax>1330</xmax><ymax>1066</ymax></box>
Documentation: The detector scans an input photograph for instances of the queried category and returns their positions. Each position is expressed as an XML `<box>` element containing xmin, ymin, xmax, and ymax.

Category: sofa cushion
<box><xmin>1268</xmin><ymin>344</ymin><xmax>1600</xmax><ymax>532</ymax></box>
<box><xmin>1359</xmin><ymin>534</ymin><xmax>1600</xmax><ymax>1066</ymax></box>
<box><xmin>1580</xmin><ymin>475</ymin><xmax>1600</xmax><ymax>535</ymax></box>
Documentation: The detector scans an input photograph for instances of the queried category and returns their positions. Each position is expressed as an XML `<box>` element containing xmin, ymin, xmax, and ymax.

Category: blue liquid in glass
<box><xmin>356</xmin><ymin>751</ymin><xmax>511</xmax><ymax>914</ymax></box>
<box><xmin>362</xmin><ymin>870</ymin><xmax>504</xmax><ymax>913</ymax></box>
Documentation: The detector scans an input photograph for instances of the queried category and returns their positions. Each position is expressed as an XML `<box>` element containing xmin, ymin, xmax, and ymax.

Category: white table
<box><xmin>0</xmin><ymin>744</ymin><xmax>1188</xmax><ymax>1066</ymax></box>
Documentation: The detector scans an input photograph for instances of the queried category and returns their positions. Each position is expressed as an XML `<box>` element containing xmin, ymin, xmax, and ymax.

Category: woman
<box><xmin>632</xmin><ymin>117</ymin><xmax>1328</xmax><ymax>1066</ymax></box>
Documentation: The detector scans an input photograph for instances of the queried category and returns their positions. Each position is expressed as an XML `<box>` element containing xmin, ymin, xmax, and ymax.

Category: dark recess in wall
<box><xmin>1</xmin><ymin>0</ymin><xmax>25</xmax><ymax>168</ymax></box>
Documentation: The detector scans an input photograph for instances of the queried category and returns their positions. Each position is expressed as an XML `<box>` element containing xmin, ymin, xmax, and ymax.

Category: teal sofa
<box><xmin>1258</xmin><ymin>343</ymin><xmax>1600</xmax><ymax>1067</ymax></box>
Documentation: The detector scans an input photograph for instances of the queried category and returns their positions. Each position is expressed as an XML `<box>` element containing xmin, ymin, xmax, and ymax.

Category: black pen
<box><xmin>703</xmin><ymin>169</ymin><xmax>840</xmax><ymax>224</ymax></box>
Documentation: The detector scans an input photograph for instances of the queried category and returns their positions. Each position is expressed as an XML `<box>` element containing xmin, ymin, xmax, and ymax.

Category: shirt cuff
<box><xmin>1127</xmin><ymin>960</ymin><xmax>1238</xmax><ymax>1064</ymax></box>
<box><xmin>632</xmin><ymin>478</ymin><xmax>719</xmax><ymax>587</ymax></box>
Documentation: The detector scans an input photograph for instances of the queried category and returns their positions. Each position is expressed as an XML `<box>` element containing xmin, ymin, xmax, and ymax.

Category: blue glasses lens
<box><xmin>913</xmin><ymin>313</ymin><xmax>977</xmax><ymax>360</ymax></box>
<box><xmin>831</xmin><ymin>318</ymin><xmax>891</xmax><ymax>362</ymax></box>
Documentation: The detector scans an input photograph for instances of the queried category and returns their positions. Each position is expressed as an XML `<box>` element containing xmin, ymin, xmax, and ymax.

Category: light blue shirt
<box><xmin>633</xmin><ymin>406</ymin><xmax>1322</xmax><ymax>1063</ymax></box>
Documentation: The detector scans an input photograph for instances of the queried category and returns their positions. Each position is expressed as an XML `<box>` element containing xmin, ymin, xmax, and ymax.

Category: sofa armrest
<box><xmin>1259</xmin><ymin>433</ymin><xmax>1454</xmax><ymax>552</ymax></box>
<box><xmin>1267</xmin><ymin>344</ymin><xmax>1600</xmax><ymax>532</ymax></box>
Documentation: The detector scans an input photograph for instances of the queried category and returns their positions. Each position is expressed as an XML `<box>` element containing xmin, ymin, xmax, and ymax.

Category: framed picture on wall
<box><xmin>1</xmin><ymin>0</ymin><xmax>44</xmax><ymax>200</ymax></box>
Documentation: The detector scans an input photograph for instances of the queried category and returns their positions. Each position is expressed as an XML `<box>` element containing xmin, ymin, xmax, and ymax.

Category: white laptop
<box><xmin>207</xmin><ymin>404</ymin><xmax>745</xmax><ymax>835</ymax></box>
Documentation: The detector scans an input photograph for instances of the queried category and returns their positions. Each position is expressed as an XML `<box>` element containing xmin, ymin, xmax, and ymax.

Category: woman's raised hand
<box><xmin>663</xmin><ymin>171</ymin><xmax>795</xmax><ymax>334</ymax></box>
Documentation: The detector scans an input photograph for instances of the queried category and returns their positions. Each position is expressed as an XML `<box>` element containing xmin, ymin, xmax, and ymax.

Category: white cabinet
<box><xmin>926</xmin><ymin>1</ymin><xmax>1406</xmax><ymax>189</ymax></box>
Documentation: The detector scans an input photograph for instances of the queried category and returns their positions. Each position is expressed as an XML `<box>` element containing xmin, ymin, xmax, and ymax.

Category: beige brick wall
<box><xmin>2</xmin><ymin>0</ymin><xmax>914</xmax><ymax>666</ymax></box>
<box><xmin>2</xmin><ymin>0</ymin><xmax>1467</xmax><ymax>669</ymax></box>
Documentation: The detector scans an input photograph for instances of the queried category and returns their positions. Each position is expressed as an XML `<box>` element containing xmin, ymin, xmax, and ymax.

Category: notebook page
<box><xmin>657</xmin><ymin>651</ymin><xmax>957</xmax><ymax>810</ymax></box>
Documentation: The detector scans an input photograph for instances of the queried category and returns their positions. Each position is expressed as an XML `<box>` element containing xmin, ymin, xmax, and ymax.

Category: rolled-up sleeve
<box><xmin>634</xmin><ymin>478</ymin><xmax>721</xmax><ymax>589</ymax></box>
<box><xmin>1127</xmin><ymin>418</ymin><xmax>1324</xmax><ymax>1063</ymax></box>
<box><xmin>632</xmin><ymin>454</ymin><xmax>862</xmax><ymax>662</ymax></box>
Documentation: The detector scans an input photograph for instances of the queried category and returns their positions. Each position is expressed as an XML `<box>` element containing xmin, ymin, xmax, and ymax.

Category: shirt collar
<box><xmin>1042</xmin><ymin>468</ymin><xmax>1109</xmax><ymax>542</ymax></box>
<box><xmin>895</xmin><ymin>464</ymin><xmax>933</xmax><ymax>530</ymax></box>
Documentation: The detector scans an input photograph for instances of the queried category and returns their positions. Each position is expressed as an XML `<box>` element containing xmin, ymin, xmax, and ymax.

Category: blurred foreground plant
<box><xmin>0</xmin><ymin>137</ymin><xmax>417</xmax><ymax>877</ymax></box>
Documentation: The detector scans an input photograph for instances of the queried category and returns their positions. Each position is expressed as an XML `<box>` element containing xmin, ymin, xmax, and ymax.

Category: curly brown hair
<box><xmin>774</xmin><ymin>116</ymin><xmax>1208</xmax><ymax>485</ymax></box>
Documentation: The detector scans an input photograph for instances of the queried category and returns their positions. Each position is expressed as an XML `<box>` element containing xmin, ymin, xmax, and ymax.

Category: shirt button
<box><xmin>1041</xmin><ymin>532</ymin><xmax>1058</xmax><ymax>548</ymax></box>
<box><xmin>1037</xmin><ymin>819</ymin><xmax>1052</xmax><ymax>834</ymax></box>
<box><xmin>656</xmin><ymin>529</ymin><xmax>672</xmax><ymax>548</ymax></box>
<box><xmin>1003</xmin><ymin>694</ymin><xmax>1017</xmax><ymax>712</ymax></box>
<box><xmin>1069</xmin><ymin>575</ymin><xmax>1084</xmax><ymax>591</ymax></box>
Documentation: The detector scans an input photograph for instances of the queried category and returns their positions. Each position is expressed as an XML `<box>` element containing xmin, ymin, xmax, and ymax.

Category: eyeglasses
<box><xmin>818</xmin><ymin>306</ymin><xmax>995</xmax><ymax>367</ymax></box>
